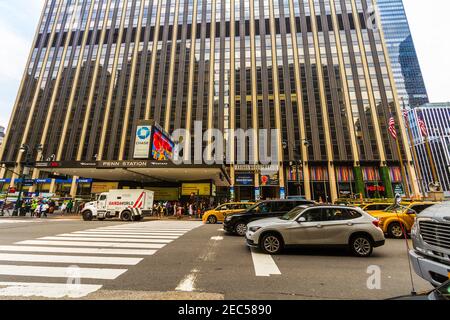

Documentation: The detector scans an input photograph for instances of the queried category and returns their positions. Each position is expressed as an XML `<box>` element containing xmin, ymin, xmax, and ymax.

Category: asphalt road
<box><xmin>0</xmin><ymin>217</ymin><xmax>433</xmax><ymax>300</ymax></box>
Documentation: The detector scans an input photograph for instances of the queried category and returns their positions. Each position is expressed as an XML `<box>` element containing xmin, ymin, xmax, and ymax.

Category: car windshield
<box><xmin>384</xmin><ymin>204</ymin><xmax>402</xmax><ymax>212</ymax></box>
<box><xmin>280</xmin><ymin>207</ymin><xmax>308</xmax><ymax>221</ymax></box>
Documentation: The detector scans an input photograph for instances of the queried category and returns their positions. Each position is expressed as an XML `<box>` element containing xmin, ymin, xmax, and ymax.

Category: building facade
<box><xmin>0</xmin><ymin>126</ymin><xmax>5</xmax><ymax>146</ymax></box>
<box><xmin>0</xmin><ymin>0</ymin><xmax>420</xmax><ymax>202</ymax></box>
<box><xmin>377</xmin><ymin>0</ymin><xmax>429</xmax><ymax>108</ymax></box>
<box><xmin>407</xmin><ymin>103</ymin><xmax>450</xmax><ymax>197</ymax></box>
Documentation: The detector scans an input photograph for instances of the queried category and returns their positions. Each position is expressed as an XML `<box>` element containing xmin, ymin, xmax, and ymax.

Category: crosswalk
<box><xmin>0</xmin><ymin>221</ymin><xmax>202</xmax><ymax>298</ymax></box>
<box><xmin>0</xmin><ymin>220</ymin><xmax>44</xmax><ymax>225</ymax></box>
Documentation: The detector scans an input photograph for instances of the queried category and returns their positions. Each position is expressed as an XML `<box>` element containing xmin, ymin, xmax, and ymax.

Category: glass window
<box><xmin>301</xmin><ymin>209</ymin><xmax>324</xmax><ymax>222</ymax></box>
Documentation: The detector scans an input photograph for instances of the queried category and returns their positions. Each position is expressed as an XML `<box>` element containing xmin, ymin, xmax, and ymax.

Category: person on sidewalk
<box><xmin>67</xmin><ymin>200</ymin><xmax>74</xmax><ymax>214</ymax></box>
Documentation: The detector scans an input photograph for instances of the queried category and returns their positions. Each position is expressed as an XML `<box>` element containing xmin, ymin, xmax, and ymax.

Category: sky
<box><xmin>0</xmin><ymin>0</ymin><xmax>449</xmax><ymax>129</ymax></box>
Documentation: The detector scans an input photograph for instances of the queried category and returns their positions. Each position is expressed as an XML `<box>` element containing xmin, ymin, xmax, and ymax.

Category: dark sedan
<box><xmin>223</xmin><ymin>199</ymin><xmax>315</xmax><ymax>236</ymax></box>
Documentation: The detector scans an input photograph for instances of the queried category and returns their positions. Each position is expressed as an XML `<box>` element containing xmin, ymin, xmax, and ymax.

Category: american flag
<box><xmin>388</xmin><ymin>115</ymin><xmax>397</xmax><ymax>140</ymax></box>
<box><xmin>402</xmin><ymin>109</ymin><xmax>409</xmax><ymax>121</ymax></box>
<box><xmin>418</xmin><ymin>116</ymin><xmax>428</xmax><ymax>137</ymax></box>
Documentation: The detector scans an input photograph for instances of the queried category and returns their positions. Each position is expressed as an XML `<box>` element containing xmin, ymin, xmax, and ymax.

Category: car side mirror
<box><xmin>407</xmin><ymin>210</ymin><xmax>416</xmax><ymax>215</ymax></box>
<box><xmin>297</xmin><ymin>217</ymin><xmax>306</xmax><ymax>223</ymax></box>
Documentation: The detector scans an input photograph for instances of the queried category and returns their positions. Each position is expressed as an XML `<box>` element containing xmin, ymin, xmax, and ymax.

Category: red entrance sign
<box><xmin>366</xmin><ymin>185</ymin><xmax>385</xmax><ymax>192</ymax></box>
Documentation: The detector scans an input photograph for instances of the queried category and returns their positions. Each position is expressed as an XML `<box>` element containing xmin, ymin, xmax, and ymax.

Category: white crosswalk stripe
<box><xmin>39</xmin><ymin>237</ymin><xmax>174</xmax><ymax>244</ymax></box>
<box><xmin>0</xmin><ymin>220</ymin><xmax>43</xmax><ymax>225</ymax></box>
<box><xmin>0</xmin><ymin>221</ymin><xmax>202</xmax><ymax>298</ymax></box>
<box><xmin>16</xmin><ymin>240</ymin><xmax>166</xmax><ymax>249</ymax></box>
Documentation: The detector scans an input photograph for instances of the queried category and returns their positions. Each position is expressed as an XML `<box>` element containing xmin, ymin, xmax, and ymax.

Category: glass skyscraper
<box><xmin>0</xmin><ymin>0</ymin><xmax>422</xmax><ymax>202</ymax></box>
<box><xmin>377</xmin><ymin>0</ymin><xmax>429</xmax><ymax>108</ymax></box>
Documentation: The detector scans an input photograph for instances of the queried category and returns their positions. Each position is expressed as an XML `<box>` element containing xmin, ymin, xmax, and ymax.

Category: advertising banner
<box><xmin>235</xmin><ymin>173</ymin><xmax>254</xmax><ymax>186</ymax></box>
<box><xmin>146</xmin><ymin>187</ymin><xmax>179</xmax><ymax>201</ymax></box>
<box><xmin>134</xmin><ymin>125</ymin><xmax>152</xmax><ymax>159</ymax></box>
<box><xmin>152</xmin><ymin>127</ymin><xmax>174</xmax><ymax>161</ymax></box>
<box><xmin>181</xmin><ymin>183</ymin><xmax>211</xmax><ymax>196</ymax></box>
<box><xmin>91</xmin><ymin>182</ymin><xmax>119</xmax><ymax>194</ymax></box>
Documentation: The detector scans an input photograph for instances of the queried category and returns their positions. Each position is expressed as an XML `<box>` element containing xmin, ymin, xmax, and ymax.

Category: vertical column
<box><xmin>348</xmin><ymin>0</ymin><xmax>392</xmax><ymax>197</ymax></box>
<box><xmin>97</xmin><ymin>0</ymin><xmax>129</xmax><ymax>160</ymax></box>
<box><xmin>368</xmin><ymin>0</ymin><xmax>420</xmax><ymax>197</ymax></box>
<box><xmin>185</xmin><ymin>0</ymin><xmax>199</xmax><ymax>162</ymax></box>
<box><xmin>206</xmin><ymin>0</ymin><xmax>217</xmax><ymax>161</ymax></box>
<box><xmin>308</xmin><ymin>0</ymin><xmax>338</xmax><ymax>202</ymax></box>
<box><xmin>249</xmin><ymin>0</ymin><xmax>259</xmax><ymax>167</ymax></box>
<box><xmin>56</xmin><ymin>0</ymin><xmax>98</xmax><ymax>161</ymax></box>
<box><xmin>288</xmin><ymin>0</ymin><xmax>311</xmax><ymax>200</ymax></box>
<box><xmin>329</xmin><ymin>0</ymin><xmax>363</xmax><ymax>196</ymax></box>
<box><xmin>119</xmin><ymin>0</ymin><xmax>147</xmax><ymax>159</ymax></box>
<box><xmin>267</xmin><ymin>0</ymin><xmax>284</xmax><ymax>198</ymax></box>
<box><xmin>229</xmin><ymin>0</ymin><xmax>236</xmax><ymax>199</ymax></box>
<box><xmin>145</xmin><ymin>0</ymin><xmax>164</xmax><ymax>120</ymax></box>
<box><xmin>164</xmin><ymin>0</ymin><xmax>182</xmax><ymax>131</ymax></box>
<box><xmin>77</xmin><ymin>0</ymin><xmax>114</xmax><ymax>162</ymax></box>
<box><xmin>31</xmin><ymin>0</ymin><xmax>84</xmax><ymax>188</ymax></box>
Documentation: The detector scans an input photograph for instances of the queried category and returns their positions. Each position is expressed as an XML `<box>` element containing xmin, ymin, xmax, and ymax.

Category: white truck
<box><xmin>82</xmin><ymin>189</ymin><xmax>154</xmax><ymax>222</ymax></box>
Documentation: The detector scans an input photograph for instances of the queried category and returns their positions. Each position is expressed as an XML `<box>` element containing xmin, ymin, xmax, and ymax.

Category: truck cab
<box><xmin>410</xmin><ymin>202</ymin><xmax>450</xmax><ymax>287</ymax></box>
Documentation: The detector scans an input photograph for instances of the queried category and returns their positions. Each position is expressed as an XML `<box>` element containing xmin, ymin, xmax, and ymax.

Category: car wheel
<box><xmin>235</xmin><ymin>222</ymin><xmax>248</xmax><ymax>236</ymax></box>
<box><xmin>261</xmin><ymin>233</ymin><xmax>283</xmax><ymax>255</ymax></box>
<box><xmin>121</xmin><ymin>211</ymin><xmax>132</xmax><ymax>222</ymax></box>
<box><xmin>82</xmin><ymin>210</ymin><xmax>93</xmax><ymax>222</ymax></box>
<box><xmin>208</xmin><ymin>215</ymin><xmax>218</xmax><ymax>224</ymax></box>
<box><xmin>350</xmin><ymin>235</ymin><xmax>373</xmax><ymax>257</ymax></box>
<box><xmin>388</xmin><ymin>222</ymin><xmax>405</xmax><ymax>239</ymax></box>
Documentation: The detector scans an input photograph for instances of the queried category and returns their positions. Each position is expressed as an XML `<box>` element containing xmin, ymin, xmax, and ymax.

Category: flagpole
<box><xmin>389</xmin><ymin>108</ymin><xmax>410</xmax><ymax>199</ymax></box>
<box><xmin>424</xmin><ymin>133</ymin><xmax>439</xmax><ymax>185</ymax></box>
<box><xmin>402</xmin><ymin>99</ymin><xmax>424</xmax><ymax>199</ymax></box>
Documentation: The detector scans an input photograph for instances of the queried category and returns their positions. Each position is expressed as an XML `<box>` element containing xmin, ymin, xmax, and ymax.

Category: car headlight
<box><xmin>225</xmin><ymin>216</ymin><xmax>233</xmax><ymax>222</ymax></box>
<box><xmin>249</xmin><ymin>226</ymin><xmax>261</xmax><ymax>233</ymax></box>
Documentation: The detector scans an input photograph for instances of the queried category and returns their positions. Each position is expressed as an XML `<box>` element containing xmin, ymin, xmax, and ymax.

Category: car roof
<box><xmin>295</xmin><ymin>204</ymin><xmax>360</xmax><ymax>210</ymax></box>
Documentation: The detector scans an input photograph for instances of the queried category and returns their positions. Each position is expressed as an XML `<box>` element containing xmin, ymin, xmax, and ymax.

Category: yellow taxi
<box><xmin>369</xmin><ymin>201</ymin><xmax>439</xmax><ymax>238</ymax></box>
<box><xmin>359</xmin><ymin>203</ymin><xmax>393</xmax><ymax>214</ymax></box>
<box><xmin>202</xmin><ymin>202</ymin><xmax>256</xmax><ymax>224</ymax></box>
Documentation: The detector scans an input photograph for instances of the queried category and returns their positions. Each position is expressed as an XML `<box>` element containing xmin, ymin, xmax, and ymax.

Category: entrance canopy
<box><xmin>34</xmin><ymin>160</ymin><xmax>231</xmax><ymax>187</ymax></box>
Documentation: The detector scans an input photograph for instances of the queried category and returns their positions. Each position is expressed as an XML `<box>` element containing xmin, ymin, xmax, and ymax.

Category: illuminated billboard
<box><xmin>151</xmin><ymin>126</ymin><xmax>174</xmax><ymax>161</ymax></box>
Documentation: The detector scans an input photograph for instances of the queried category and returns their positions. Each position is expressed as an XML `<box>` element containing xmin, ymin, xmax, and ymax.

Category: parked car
<box><xmin>202</xmin><ymin>202</ymin><xmax>255</xmax><ymax>224</ymax></box>
<box><xmin>410</xmin><ymin>202</ymin><xmax>450</xmax><ymax>287</ymax></box>
<box><xmin>246</xmin><ymin>204</ymin><xmax>385</xmax><ymax>257</ymax></box>
<box><xmin>224</xmin><ymin>199</ymin><xmax>315</xmax><ymax>236</ymax></box>
<box><xmin>369</xmin><ymin>201</ymin><xmax>438</xmax><ymax>238</ymax></box>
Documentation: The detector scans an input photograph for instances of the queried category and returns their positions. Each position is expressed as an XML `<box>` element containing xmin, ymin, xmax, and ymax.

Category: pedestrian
<box><xmin>158</xmin><ymin>203</ymin><xmax>164</xmax><ymax>219</ymax></box>
<box><xmin>67</xmin><ymin>200</ymin><xmax>73</xmax><ymax>214</ymax></box>
<box><xmin>189</xmin><ymin>203</ymin><xmax>194</xmax><ymax>218</ymax></box>
<box><xmin>173</xmin><ymin>202</ymin><xmax>178</xmax><ymax>216</ymax></box>
<box><xmin>41</xmin><ymin>202</ymin><xmax>49</xmax><ymax>218</ymax></box>
<box><xmin>60</xmin><ymin>202</ymin><xmax>67</xmax><ymax>215</ymax></box>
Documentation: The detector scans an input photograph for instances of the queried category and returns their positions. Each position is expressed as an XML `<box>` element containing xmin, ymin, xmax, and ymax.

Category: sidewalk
<box><xmin>0</xmin><ymin>212</ymin><xmax>203</xmax><ymax>222</ymax></box>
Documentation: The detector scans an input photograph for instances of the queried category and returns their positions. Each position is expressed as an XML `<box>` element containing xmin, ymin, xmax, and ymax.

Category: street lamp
<box><xmin>12</xmin><ymin>144</ymin><xmax>43</xmax><ymax>216</ymax></box>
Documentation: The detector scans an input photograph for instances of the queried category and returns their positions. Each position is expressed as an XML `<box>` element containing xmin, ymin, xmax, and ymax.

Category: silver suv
<box><xmin>410</xmin><ymin>202</ymin><xmax>450</xmax><ymax>286</ymax></box>
<box><xmin>246</xmin><ymin>205</ymin><xmax>385</xmax><ymax>257</ymax></box>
